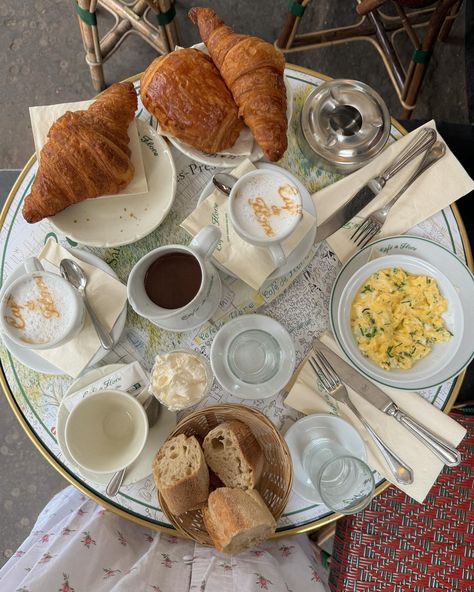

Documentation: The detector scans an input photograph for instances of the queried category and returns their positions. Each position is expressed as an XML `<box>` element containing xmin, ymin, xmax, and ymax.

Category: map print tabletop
<box><xmin>0</xmin><ymin>66</ymin><xmax>470</xmax><ymax>535</ymax></box>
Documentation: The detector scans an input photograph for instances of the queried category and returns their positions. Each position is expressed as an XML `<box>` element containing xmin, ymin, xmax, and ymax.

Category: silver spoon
<box><xmin>106</xmin><ymin>394</ymin><xmax>161</xmax><ymax>497</ymax></box>
<box><xmin>212</xmin><ymin>172</ymin><xmax>238</xmax><ymax>196</ymax></box>
<box><xmin>59</xmin><ymin>258</ymin><xmax>114</xmax><ymax>351</ymax></box>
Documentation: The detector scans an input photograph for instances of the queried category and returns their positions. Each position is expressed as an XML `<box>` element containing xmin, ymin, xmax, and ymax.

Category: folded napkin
<box><xmin>29</xmin><ymin>100</ymin><xmax>148</xmax><ymax>197</ymax></box>
<box><xmin>35</xmin><ymin>239</ymin><xmax>128</xmax><ymax>378</ymax></box>
<box><xmin>181</xmin><ymin>159</ymin><xmax>316</xmax><ymax>290</ymax></box>
<box><xmin>284</xmin><ymin>332</ymin><xmax>466</xmax><ymax>503</ymax></box>
<box><xmin>312</xmin><ymin>121</ymin><xmax>474</xmax><ymax>262</ymax></box>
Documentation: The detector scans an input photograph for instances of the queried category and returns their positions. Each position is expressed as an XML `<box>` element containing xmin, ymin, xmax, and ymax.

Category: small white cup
<box><xmin>0</xmin><ymin>257</ymin><xmax>85</xmax><ymax>350</ymax></box>
<box><xmin>127</xmin><ymin>225</ymin><xmax>222</xmax><ymax>332</ymax></box>
<box><xmin>228</xmin><ymin>169</ymin><xmax>303</xmax><ymax>267</ymax></box>
<box><xmin>64</xmin><ymin>389</ymin><xmax>149</xmax><ymax>474</ymax></box>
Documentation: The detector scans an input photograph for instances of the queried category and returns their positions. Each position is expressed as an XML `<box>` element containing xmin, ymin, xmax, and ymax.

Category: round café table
<box><xmin>0</xmin><ymin>65</ymin><xmax>472</xmax><ymax>537</ymax></box>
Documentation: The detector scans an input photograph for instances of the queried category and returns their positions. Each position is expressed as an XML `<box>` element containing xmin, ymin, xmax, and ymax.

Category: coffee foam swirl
<box><xmin>234</xmin><ymin>174</ymin><xmax>302</xmax><ymax>240</ymax></box>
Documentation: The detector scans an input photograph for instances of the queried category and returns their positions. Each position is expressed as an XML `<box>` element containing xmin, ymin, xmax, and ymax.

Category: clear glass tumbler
<box><xmin>302</xmin><ymin>438</ymin><xmax>375</xmax><ymax>514</ymax></box>
<box><xmin>227</xmin><ymin>329</ymin><xmax>281</xmax><ymax>384</ymax></box>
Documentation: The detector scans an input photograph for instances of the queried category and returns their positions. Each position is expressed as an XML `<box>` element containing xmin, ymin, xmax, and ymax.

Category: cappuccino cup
<box><xmin>127</xmin><ymin>225</ymin><xmax>222</xmax><ymax>332</ymax></box>
<box><xmin>0</xmin><ymin>257</ymin><xmax>85</xmax><ymax>350</ymax></box>
<box><xmin>228</xmin><ymin>169</ymin><xmax>303</xmax><ymax>267</ymax></box>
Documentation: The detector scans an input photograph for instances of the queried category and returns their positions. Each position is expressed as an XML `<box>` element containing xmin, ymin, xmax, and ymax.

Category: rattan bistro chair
<box><xmin>310</xmin><ymin>410</ymin><xmax>474</xmax><ymax>591</ymax></box>
<box><xmin>73</xmin><ymin>0</ymin><xmax>178</xmax><ymax>92</ymax></box>
<box><xmin>276</xmin><ymin>0</ymin><xmax>463</xmax><ymax>118</ymax></box>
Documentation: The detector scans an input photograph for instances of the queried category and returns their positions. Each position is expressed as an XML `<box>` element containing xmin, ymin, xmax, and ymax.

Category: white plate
<box><xmin>56</xmin><ymin>364</ymin><xmax>177</xmax><ymax>487</ymax></box>
<box><xmin>165</xmin><ymin>47</ymin><xmax>294</xmax><ymax>168</ymax></box>
<box><xmin>330</xmin><ymin>235</ymin><xmax>474</xmax><ymax>391</ymax></box>
<box><xmin>49</xmin><ymin>120</ymin><xmax>176</xmax><ymax>247</ymax></box>
<box><xmin>210</xmin><ymin>313</ymin><xmax>296</xmax><ymax>399</ymax></box>
<box><xmin>0</xmin><ymin>248</ymin><xmax>127</xmax><ymax>375</ymax></box>
<box><xmin>284</xmin><ymin>414</ymin><xmax>368</xmax><ymax>503</ymax></box>
<box><xmin>198</xmin><ymin>162</ymin><xmax>317</xmax><ymax>283</ymax></box>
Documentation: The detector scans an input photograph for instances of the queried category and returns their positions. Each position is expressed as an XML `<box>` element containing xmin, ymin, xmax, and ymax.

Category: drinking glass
<box><xmin>227</xmin><ymin>329</ymin><xmax>281</xmax><ymax>384</ymax></box>
<box><xmin>302</xmin><ymin>437</ymin><xmax>375</xmax><ymax>514</ymax></box>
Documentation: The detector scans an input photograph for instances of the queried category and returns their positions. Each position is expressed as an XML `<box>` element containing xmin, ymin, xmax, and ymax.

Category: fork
<box><xmin>351</xmin><ymin>141</ymin><xmax>446</xmax><ymax>249</ymax></box>
<box><xmin>309</xmin><ymin>351</ymin><xmax>414</xmax><ymax>485</ymax></box>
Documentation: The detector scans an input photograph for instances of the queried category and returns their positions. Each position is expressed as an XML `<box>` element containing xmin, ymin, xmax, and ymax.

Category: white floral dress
<box><xmin>0</xmin><ymin>487</ymin><xmax>326</xmax><ymax>592</ymax></box>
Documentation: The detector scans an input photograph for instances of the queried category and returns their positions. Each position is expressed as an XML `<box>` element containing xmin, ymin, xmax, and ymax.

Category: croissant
<box><xmin>189</xmin><ymin>7</ymin><xmax>288</xmax><ymax>162</ymax></box>
<box><xmin>140</xmin><ymin>48</ymin><xmax>243</xmax><ymax>153</ymax></box>
<box><xmin>22</xmin><ymin>82</ymin><xmax>137</xmax><ymax>224</ymax></box>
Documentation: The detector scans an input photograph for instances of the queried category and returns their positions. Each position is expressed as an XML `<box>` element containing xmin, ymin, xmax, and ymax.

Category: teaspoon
<box><xmin>212</xmin><ymin>172</ymin><xmax>238</xmax><ymax>196</ymax></box>
<box><xmin>59</xmin><ymin>258</ymin><xmax>114</xmax><ymax>351</ymax></box>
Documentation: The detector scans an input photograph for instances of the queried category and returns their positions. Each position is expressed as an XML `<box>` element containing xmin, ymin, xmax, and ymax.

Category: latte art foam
<box><xmin>233</xmin><ymin>173</ymin><xmax>302</xmax><ymax>240</ymax></box>
<box><xmin>3</xmin><ymin>274</ymin><xmax>76</xmax><ymax>345</ymax></box>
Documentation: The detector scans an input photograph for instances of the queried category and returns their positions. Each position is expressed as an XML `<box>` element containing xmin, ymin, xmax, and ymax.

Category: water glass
<box><xmin>303</xmin><ymin>437</ymin><xmax>375</xmax><ymax>514</ymax></box>
<box><xmin>227</xmin><ymin>329</ymin><xmax>281</xmax><ymax>384</ymax></box>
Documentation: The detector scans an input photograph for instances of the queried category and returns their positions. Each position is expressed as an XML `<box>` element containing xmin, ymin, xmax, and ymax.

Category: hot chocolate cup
<box><xmin>0</xmin><ymin>257</ymin><xmax>85</xmax><ymax>350</ymax></box>
<box><xmin>127</xmin><ymin>225</ymin><xmax>222</xmax><ymax>332</ymax></box>
<box><xmin>228</xmin><ymin>169</ymin><xmax>303</xmax><ymax>267</ymax></box>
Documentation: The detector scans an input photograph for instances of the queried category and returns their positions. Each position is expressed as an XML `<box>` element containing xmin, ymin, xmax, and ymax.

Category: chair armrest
<box><xmin>356</xmin><ymin>0</ymin><xmax>390</xmax><ymax>15</ymax></box>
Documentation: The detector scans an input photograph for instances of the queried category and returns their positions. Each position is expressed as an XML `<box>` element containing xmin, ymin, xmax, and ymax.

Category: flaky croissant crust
<box><xmin>22</xmin><ymin>82</ymin><xmax>137</xmax><ymax>224</ymax></box>
<box><xmin>140</xmin><ymin>48</ymin><xmax>243</xmax><ymax>153</ymax></box>
<box><xmin>189</xmin><ymin>7</ymin><xmax>288</xmax><ymax>162</ymax></box>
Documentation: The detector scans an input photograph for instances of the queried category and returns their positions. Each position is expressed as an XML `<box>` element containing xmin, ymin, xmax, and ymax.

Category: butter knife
<box><xmin>313</xmin><ymin>339</ymin><xmax>461</xmax><ymax>467</ymax></box>
<box><xmin>316</xmin><ymin>127</ymin><xmax>437</xmax><ymax>242</ymax></box>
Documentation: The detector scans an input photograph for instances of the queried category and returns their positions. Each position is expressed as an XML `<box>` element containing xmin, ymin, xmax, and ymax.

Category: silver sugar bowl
<box><xmin>297</xmin><ymin>79</ymin><xmax>391</xmax><ymax>175</ymax></box>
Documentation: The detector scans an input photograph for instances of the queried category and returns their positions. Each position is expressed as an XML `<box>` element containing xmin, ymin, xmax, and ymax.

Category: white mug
<box><xmin>127</xmin><ymin>225</ymin><xmax>222</xmax><ymax>332</ymax></box>
<box><xmin>228</xmin><ymin>169</ymin><xmax>303</xmax><ymax>267</ymax></box>
<box><xmin>0</xmin><ymin>257</ymin><xmax>85</xmax><ymax>350</ymax></box>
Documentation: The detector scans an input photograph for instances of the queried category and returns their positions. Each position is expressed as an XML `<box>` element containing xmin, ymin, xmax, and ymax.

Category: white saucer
<box><xmin>210</xmin><ymin>313</ymin><xmax>296</xmax><ymax>399</ymax></box>
<box><xmin>284</xmin><ymin>414</ymin><xmax>368</xmax><ymax>504</ymax></box>
<box><xmin>56</xmin><ymin>364</ymin><xmax>177</xmax><ymax>488</ymax></box>
<box><xmin>330</xmin><ymin>235</ymin><xmax>474</xmax><ymax>391</ymax></box>
<box><xmin>0</xmin><ymin>248</ymin><xmax>127</xmax><ymax>375</ymax></box>
<box><xmin>198</xmin><ymin>162</ymin><xmax>317</xmax><ymax>283</ymax></box>
<box><xmin>49</xmin><ymin>120</ymin><xmax>176</xmax><ymax>248</ymax></box>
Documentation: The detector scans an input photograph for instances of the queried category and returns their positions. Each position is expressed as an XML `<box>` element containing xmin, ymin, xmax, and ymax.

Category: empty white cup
<box><xmin>64</xmin><ymin>390</ymin><xmax>148</xmax><ymax>474</ymax></box>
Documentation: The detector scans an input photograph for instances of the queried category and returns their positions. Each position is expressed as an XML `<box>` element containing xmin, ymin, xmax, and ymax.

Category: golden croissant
<box><xmin>22</xmin><ymin>82</ymin><xmax>137</xmax><ymax>224</ymax></box>
<box><xmin>141</xmin><ymin>48</ymin><xmax>243</xmax><ymax>154</ymax></box>
<box><xmin>189</xmin><ymin>7</ymin><xmax>288</xmax><ymax>162</ymax></box>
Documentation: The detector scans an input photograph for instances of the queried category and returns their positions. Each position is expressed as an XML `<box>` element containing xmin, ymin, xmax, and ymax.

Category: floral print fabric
<box><xmin>0</xmin><ymin>487</ymin><xmax>325</xmax><ymax>592</ymax></box>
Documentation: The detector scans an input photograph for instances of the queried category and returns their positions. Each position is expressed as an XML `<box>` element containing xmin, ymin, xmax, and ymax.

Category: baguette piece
<box><xmin>203</xmin><ymin>487</ymin><xmax>276</xmax><ymax>554</ymax></box>
<box><xmin>152</xmin><ymin>434</ymin><xmax>209</xmax><ymax>516</ymax></box>
<box><xmin>203</xmin><ymin>420</ymin><xmax>264</xmax><ymax>489</ymax></box>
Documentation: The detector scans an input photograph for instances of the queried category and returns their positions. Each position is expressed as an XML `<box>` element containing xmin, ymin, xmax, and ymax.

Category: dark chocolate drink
<box><xmin>144</xmin><ymin>252</ymin><xmax>202</xmax><ymax>309</ymax></box>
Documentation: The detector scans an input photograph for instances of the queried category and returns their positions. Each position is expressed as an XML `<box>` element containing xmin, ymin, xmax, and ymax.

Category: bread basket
<box><xmin>157</xmin><ymin>404</ymin><xmax>293</xmax><ymax>544</ymax></box>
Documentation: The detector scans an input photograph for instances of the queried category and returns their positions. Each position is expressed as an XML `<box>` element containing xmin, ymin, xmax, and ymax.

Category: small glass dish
<box><xmin>149</xmin><ymin>348</ymin><xmax>213</xmax><ymax>412</ymax></box>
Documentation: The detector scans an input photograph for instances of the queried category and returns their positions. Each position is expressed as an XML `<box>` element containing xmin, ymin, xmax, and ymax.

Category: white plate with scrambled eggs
<box><xmin>331</xmin><ymin>239</ymin><xmax>473</xmax><ymax>390</ymax></box>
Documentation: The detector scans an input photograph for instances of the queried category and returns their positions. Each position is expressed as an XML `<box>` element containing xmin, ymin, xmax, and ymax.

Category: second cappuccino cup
<box><xmin>228</xmin><ymin>169</ymin><xmax>303</xmax><ymax>267</ymax></box>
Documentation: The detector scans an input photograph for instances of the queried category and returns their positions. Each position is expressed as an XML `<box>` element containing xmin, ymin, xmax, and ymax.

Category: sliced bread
<box><xmin>203</xmin><ymin>487</ymin><xmax>276</xmax><ymax>554</ymax></box>
<box><xmin>202</xmin><ymin>420</ymin><xmax>264</xmax><ymax>489</ymax></box>
<box><xmin>153</xmin><ymin>434</ymin><xmax>209</xmax><ymax>516</ymax></box>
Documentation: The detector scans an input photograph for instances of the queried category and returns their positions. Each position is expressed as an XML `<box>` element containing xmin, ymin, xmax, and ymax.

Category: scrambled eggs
<box><xmin>350</xmin><ymin>267</ymin><xmax>452</xmax><ymax>370</ymax></box>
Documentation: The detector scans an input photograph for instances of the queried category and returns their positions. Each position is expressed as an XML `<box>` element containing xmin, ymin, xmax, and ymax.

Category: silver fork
<box><xmin>309</xmin><ymin>351</ymin><xmax>414</xmax><ymax>485</ymax></box>
<box><xmin>351</xmin><ymin>141</ymin><xmax>446</xmax><ymax>249</ymax></box>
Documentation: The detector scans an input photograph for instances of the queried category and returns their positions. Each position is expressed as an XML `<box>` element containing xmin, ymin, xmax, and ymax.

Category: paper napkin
<box><xmin>312</xmin><ymin>121</ymin><xmax>474</xmax><ymax>262</ymax></box>
<box><xmin>284</xmin><ymin>332</ymin><xmax>466</xmax><ymax>503</ymax></box>
<box><xmin>29</xmin><ymin>99</ymin><xmax>148</xmax><ymax>197</ymax></box>
<box><xmin>181</xmin><ymin>159</ymin><xmax>316</xmax><ymax>290</ymax></box>
<box><xmin>35</xmin><ymin>239</ymin><xmax>128</xmax><ymax>378</ymax></box>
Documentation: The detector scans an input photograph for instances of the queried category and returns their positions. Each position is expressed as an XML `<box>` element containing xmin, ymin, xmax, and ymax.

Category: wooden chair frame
<box><xmin>276</xmin><ymin>0</ymin><xmax>463</xmax><ymax>118</ymax></box>
<box><xmin>75</xmin><ymin>0</ymin><xmax>178</xmax><ymax>92</ymax></box>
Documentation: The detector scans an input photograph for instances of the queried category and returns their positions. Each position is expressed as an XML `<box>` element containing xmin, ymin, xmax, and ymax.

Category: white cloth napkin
<box><xmin>312</xmin><ymin>121</ymin><xmax>474</xmax><ymax>262</ymax></box>
<box><xmin>35</xmin><ymin>239</ymin><xmax>128</xmax><ymax>377</ymax></box>
<box><xmin>284</xmin><ymin>332</ymin><xmax>466</xmax><ymax>503</ymax></box>
<box><xmin>181</xmin><ymin>159</ymin><xmax>316</xmax><ymax>290</ymax></box>
<box><xmin>29</xmin><ymin>100</ymin><xmax>148</xmax><ymax>197</ymax></box>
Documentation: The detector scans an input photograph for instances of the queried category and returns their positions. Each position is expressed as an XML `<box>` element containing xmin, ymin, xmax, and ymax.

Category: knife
<box><xmin>312</xmin><ymin>339</ymin><xmax>461</xmax><ymax>467</ymax></box>
<box><xmin>316</xmin><ymin>127</ymin><xmax>437</xmax><ymax>242</ymax></box>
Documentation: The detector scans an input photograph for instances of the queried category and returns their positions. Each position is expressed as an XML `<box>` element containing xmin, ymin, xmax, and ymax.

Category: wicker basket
<box><xmin>157</xmin><ymin>404</ymin><xmax>293</xmax><ymax>544</ymax></box>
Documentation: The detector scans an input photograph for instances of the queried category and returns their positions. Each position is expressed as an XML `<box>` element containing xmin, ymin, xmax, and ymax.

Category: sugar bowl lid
<box><xmin>300</xmin><ymin>79</ymin><xmax>390</xmax><ymax>170</ymax></box>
